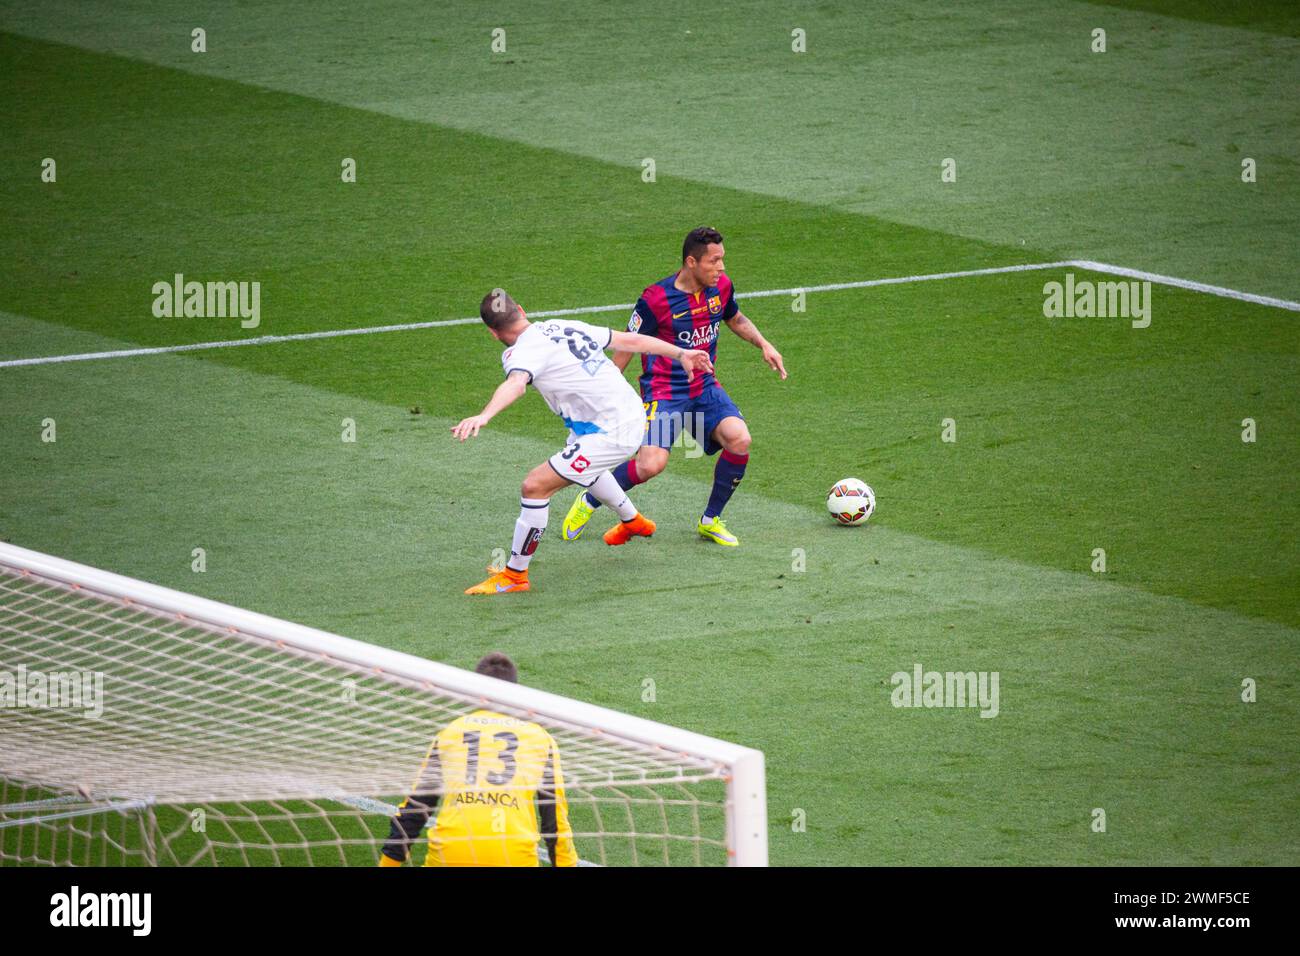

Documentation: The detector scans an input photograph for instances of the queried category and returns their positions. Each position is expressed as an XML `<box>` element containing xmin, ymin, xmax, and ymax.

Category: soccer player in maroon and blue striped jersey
<box><xmin>561</xmin><ymin>227</ymin><xmax>787</xmax><ymax>547</ymax></box>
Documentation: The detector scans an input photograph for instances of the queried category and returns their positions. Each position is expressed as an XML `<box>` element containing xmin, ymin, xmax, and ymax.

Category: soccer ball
<box><xmin>827</xmin><ymin>478</ymin><xmax>875</xmax><ymax>526</ymax></box>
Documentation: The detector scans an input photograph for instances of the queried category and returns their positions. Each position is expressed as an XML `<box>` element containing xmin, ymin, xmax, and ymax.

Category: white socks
<box><xmin>507</xmin><ymin>497</ymin><xmax>549</xmax><ymax>571</ymax></box>
<box><xmin>505</xmin><ymin>477</ymin><xmax>635</xmax><ymax>573</ymax></box>
<box><xmin>586</xmin><ymin>471</ymin><xmax>638</xmax><ymax>522</ymax></box>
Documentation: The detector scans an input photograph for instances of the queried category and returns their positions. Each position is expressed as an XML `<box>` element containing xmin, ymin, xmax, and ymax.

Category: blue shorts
<box><xmin>641</xmin><ymin>385</ymin><xmax>744</xmax><ymax>456</ymax></box>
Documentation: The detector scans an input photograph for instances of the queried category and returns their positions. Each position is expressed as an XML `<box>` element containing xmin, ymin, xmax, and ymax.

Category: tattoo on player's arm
<box><xmin>727</xmin><ymin>312</ymin><xmax>766</xmax><ymax>346</ymax></box>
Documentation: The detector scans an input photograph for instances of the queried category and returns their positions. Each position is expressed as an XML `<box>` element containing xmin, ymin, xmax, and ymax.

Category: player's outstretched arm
<box><xmin>450</xmin><ymin>370</ymin><xmax>529</xmax><ymax>441</ymax></box>
<box><xmin>380</xmin><ymin>744</ymin><xmax>443</xmax><ymax>866</ymax></box>
<box><xmin>608</xmin><ymin>330</ymin><xmax>713</xmax><ymax>381</ymax></box>
<box><xmin>726</xmin><ymin>310</ymin><xmax>787</xmax><ymax>379</ymax></box>
<box><xmin>538</xmin><ymin>742</ymin><xmax>579</xmax><ymax>867</ymax></box>
<box><xmin>379</xmin><ymin>792</ymin><xmax>440</xmax><ymax>866</ymax></box>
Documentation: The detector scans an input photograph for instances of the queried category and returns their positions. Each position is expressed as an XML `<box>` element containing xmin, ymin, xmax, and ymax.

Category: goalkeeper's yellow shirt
<box><xmin>381</xmin><ymin>709</ymin><xmax>578</xmax><ymax>867</ymax></box>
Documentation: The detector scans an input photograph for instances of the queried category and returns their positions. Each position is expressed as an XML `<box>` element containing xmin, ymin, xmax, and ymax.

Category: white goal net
<box><xmin>0</xmin><ymin>542</ymin><xmax>766</xmax><ymax>866</ymax></box>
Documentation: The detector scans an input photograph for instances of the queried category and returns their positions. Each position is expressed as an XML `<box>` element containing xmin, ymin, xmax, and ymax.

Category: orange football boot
<box><xmin>464</xmin><ymin>566</ymin><xmax>530</xmax><ymax>595</ymax></box>
<box><xmin>602</xmin><ymin>513</ymin><xmax>657</xmax><ymax>546</ymax></box>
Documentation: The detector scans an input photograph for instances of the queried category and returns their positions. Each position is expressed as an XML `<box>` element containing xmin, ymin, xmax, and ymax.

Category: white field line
<box><xmin>732</xmin><ymin>260</ymin><xmax>1071</xmax><ymax>298</ymax></box>
<box><xmin>1069</xmin><ymin>260</ymin><xmax>1300</xmax><ymax>312</ymax></box>
<box><xmin>2</xmin><ymin>259</ymin><xmax>1294</xmax><ymax>370</ymax></box>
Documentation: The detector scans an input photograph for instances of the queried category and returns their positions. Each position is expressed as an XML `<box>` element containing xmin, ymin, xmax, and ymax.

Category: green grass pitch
<box><xmin>1</xmin><ymin>1</ymin><xmax>1297</xmax><ymax>865</ymax></box>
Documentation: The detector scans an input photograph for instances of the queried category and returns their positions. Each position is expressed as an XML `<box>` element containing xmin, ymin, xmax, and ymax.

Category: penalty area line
<box><xmin>2</xmin><ymin>259</ymin><xmax>1295</xmax><ymax>369</ymax></box>
<box><xmin>0</xmin><ymin>261</ymin><xmax>1069</xmax><ymax>369</ymax></box>
<box><xmin>1067</xmin><ymin>260</ymin><xmax>1300</xmax><ymax>312</ymax></box>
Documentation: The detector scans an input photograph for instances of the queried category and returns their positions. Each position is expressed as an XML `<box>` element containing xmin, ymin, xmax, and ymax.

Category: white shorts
<box><xmin>547</xmin><ymin>429</ymin><xmax>641</xmax><ymax>488</ymax></box>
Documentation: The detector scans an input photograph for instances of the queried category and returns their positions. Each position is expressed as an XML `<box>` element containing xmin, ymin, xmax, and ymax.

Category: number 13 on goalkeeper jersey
<box><xmin>379</xmin><ymin>709</ymin><xmax>578</xmax><ymax>867</ymax></box>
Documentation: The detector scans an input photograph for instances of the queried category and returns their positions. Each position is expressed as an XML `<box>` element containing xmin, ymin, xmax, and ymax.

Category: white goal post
<box><xmin>0</xmin><ymin>541</ymin><xmax>767</xmax><ymax>866</ymax></box>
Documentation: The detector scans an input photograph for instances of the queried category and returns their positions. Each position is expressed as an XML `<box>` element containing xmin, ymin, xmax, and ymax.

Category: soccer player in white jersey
<box><xmin>452</xmin><ymin>289</ymin><xmax>713</xmax><ymax>595</ymax></box>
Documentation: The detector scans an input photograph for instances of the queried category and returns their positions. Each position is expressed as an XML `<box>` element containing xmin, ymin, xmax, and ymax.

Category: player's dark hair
<box><xmin>682</xmin><ymin>226</ymin><xmax>724</xmax><ymax>264</ymax></box>
<box><xmin>479</xmin><ymin>289</ymin><xmax>525</xmax><ymax>331</ymax></box>
<box><xmin>475</xmin><ymin>652</ymin><xmax>518</xmax><ymax>683</ymax></box>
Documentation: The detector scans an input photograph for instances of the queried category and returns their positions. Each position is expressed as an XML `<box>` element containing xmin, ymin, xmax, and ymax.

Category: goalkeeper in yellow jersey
<box><xmin>378</xmin><ymin>652</ymin><xmax>578</xmax><ymax>867</ymax></box>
